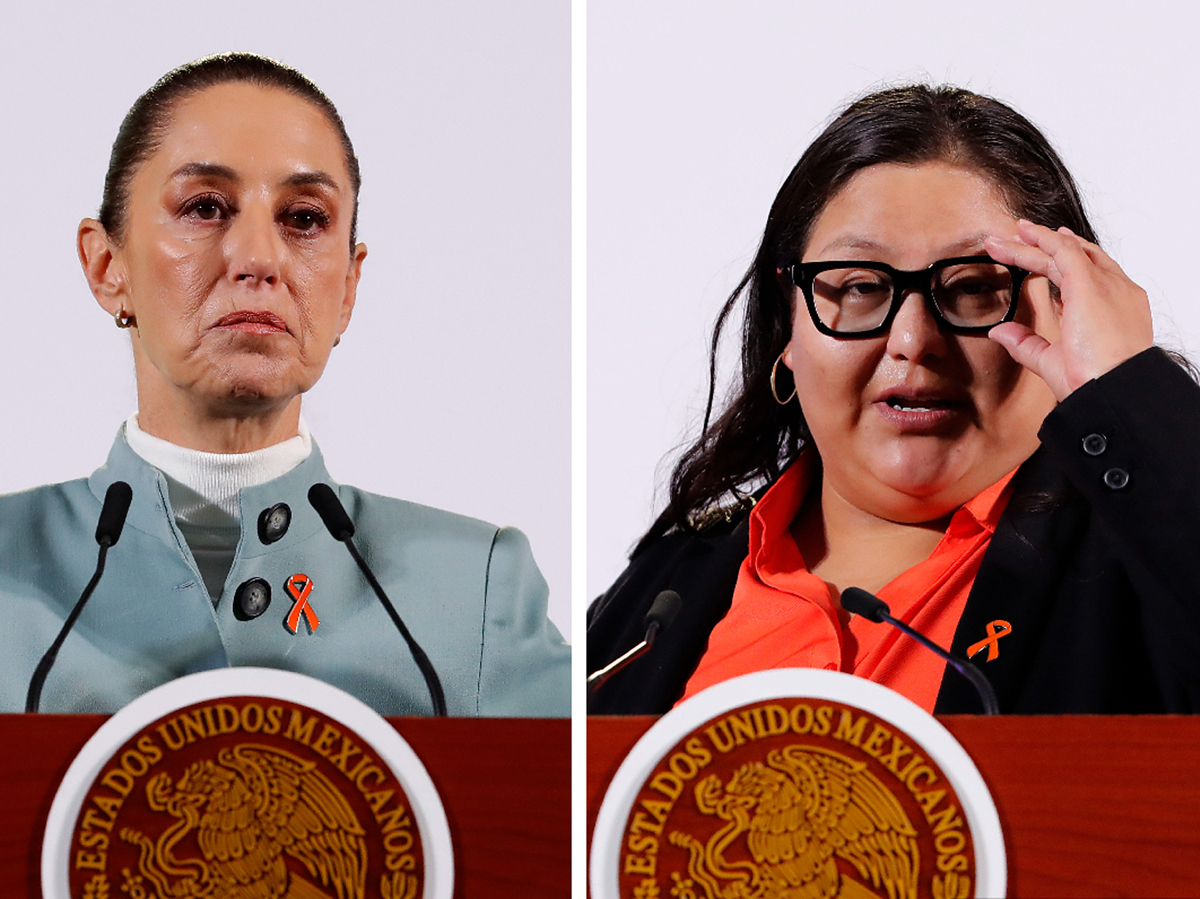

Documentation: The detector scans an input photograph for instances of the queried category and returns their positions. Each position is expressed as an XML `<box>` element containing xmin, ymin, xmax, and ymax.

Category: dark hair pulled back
<box><xmin>637</xmin><ymin>83</ymin><xmax>1097</xmax><ymax>552</ymax></box>
<box><xmin>99</xmin><ymin>52</ymin><xmax>361</xmax><ymax>247</ymax></box>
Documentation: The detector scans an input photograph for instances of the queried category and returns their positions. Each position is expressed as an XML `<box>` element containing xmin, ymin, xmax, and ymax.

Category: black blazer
<box><xmin>588</xmin><ymin>348</ymin><xmax>1200</xmax><ymax>715</ymax></box>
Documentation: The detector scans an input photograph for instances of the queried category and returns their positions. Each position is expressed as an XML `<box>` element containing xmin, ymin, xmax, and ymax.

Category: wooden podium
<box><xmin>1</xmin><ymin>714</ymin><xmax>569</xmax><ymax>898</ymax></box>
<box><xmin>588</xmin><ymin>715</ymin><xmax>1200</xmax><ymax>898</ymax></box>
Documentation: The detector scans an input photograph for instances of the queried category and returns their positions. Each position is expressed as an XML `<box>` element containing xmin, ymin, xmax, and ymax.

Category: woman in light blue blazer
<box><xmin>0</xmin><ymin>53</ymin><xmax>569</xmax><ymax>716</ymax></box>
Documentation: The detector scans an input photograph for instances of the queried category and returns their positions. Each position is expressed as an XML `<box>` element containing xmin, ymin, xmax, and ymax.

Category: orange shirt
<box><xmin>680</xmin><ymin>458</ymin><xmax>1016</xmax><ymax>711</ymax></box>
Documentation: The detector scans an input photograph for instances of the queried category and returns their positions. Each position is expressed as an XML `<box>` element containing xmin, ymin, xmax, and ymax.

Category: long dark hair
<box><xmin>636</xmin><ymin>84</ymin><xmax>1098</xmax><ymax>552</ymax></box>
<box><xmin>99</xmin><ymin>52</ymin><xmax>361</xmax><ymax>248</ymax></box>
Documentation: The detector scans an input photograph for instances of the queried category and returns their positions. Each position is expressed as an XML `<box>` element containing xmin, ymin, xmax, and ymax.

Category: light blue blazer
<box><xmin>0</xmin><ymin>430</ymin><xmax>570</xmax><ymax>716</ymax></box>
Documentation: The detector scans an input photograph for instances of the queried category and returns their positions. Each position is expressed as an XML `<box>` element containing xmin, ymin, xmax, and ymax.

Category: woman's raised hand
<box><xmin>984</xmin><ymin>219</ymin><xmax>1153</xmax><ymax>402</ymax></box>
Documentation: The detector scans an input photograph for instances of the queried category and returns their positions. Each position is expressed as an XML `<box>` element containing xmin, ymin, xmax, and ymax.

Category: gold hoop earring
<box><xmin>113</xmin><ymin>309</ymin><xmax>136</xmax><ymax>329</ymax></box>
<box><xmin>770</xmin><ymin>352</ymin><xmax>796</xmax><ymax>405</ymax></box>
<box><xmin>333</xmin><ymin>333</ymin><xmax>341</xmax><ymax>347</ymax></box>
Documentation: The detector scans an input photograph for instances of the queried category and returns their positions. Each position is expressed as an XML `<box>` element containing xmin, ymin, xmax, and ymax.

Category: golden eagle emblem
<box><xmin>669</xmin><ymin>744</ymin><xmax>919</xmax><ymax>899</ymax></box>
<box><xmin>118</xmin><ymin>743</ymin><xmax>367</xmax><ymax>899</ymax></box>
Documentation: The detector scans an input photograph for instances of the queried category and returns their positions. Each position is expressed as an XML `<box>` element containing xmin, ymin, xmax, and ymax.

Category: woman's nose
<box><xmin>225</xmin><ymin>204</ymin><xmax>282</xmax><ymax>286</ymax></box>
<box><xmin>885</xmin><ymin>289</ymin><xmax>948</xmax><ymax>361</ymax></box>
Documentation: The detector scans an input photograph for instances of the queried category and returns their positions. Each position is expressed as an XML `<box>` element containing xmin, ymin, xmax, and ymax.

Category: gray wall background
<box><xmin>0</xmin><ymin>1</ymin><xmax>571</xmax><ymax>638</ymax></box>
<box><xmin>588</xmin><ymin>0</ymin><xmax>1200</xmax><ymax>601</ymax></box>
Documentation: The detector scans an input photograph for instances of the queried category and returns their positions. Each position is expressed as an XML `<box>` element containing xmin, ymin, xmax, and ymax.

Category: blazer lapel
<box><xmin>935</xmin><ymin>450</ymin><xmax>1087</xmax><ymax>714</ymax></box>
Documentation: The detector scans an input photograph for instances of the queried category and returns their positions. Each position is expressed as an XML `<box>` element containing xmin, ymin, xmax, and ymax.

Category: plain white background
<box><xmin>0</xmin><ymin>1</ymin><xmax>571</xmax><ymax>638</ymax></box>
<box><xmin>588</xmin><ymin>0</ymin><xmax>1200</xmax><ymax>601</ymax></box>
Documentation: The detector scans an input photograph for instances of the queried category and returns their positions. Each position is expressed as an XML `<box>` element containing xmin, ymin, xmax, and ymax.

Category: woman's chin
<box><xmin>844</xmin><ymin>459</ymin><xmax>972</xmax><ymax>523</ymax></box>
<box><xmin>203</xmin><ymin>354</ymin><xmax>317</xmax><ymax>404</ymax></box>
<box><xmin>197</xmin><ymin>372</ymin><xmax>308</xmax><ymax>416</ymax></box>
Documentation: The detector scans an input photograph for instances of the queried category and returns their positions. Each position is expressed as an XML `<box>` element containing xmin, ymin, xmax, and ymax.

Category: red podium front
<box><xmin>1</xmin><ymin>714</ymin><xmax>568</xmax><ymax>898</ymax></box>
<box><xmin>588</xmin><ymin>715</ymin><xmax>1200</xmax><ymax>898</ymax></box>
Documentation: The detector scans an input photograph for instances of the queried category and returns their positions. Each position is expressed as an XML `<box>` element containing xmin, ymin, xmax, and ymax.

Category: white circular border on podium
<box><xmin>591</xmin><ymin>669</ymin><xmax>1006</xmax><ymax>899</ymax></box>
<box><xmin>42</xmin><ymin>667</ymin><xmax>454</xmax><ymax>899</ymax></box>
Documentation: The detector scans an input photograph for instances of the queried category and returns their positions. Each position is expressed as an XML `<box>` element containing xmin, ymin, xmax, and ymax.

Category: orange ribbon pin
<box><xmin>967</xmin><ymin>620</ymin><xmax>1011</xmax><ymax>662</ymax></box>
<box><xmin>284</xmin><ymin>573</ymin><xmax>320</xmax><ymax>634</ymax></box>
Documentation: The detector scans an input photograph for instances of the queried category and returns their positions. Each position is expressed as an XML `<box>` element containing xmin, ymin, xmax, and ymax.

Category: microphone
<box><xmin>308</xmin><ymin>482</ymin><xmax>355</xmax><ymax>540</ymax></box>
<box><xmin>840</xmin><ymin>586</ymin><xmax>999</xmax><ymax>715</ymax></box>
<box><xmin>95</xmin><ymin>481</ymin><xmax>133</xmax><ymax>546</ymax></box>
<box><xmin>27</xmin><ymin>481</ymin><xmax>133</xmax><ymax>713</ymax></box>
<box><xmin>588</xmin><ymin>589</ymin><xmax>682</xmax><ymax>691</ymax></box>
<box><xmin>308</xmin><ymin>483</ymin><xmax>447</xmax><ymax>717</ymax></box>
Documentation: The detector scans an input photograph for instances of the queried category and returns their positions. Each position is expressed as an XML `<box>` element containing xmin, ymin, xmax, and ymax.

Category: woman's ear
<box><xmin>337</xmin><ymin>241</ymin><xmax>368</xmax><ymax>333</ymax></box>
<box><xmin>78</xmin><ymin>218</ymin><xmax>128</xmax><ymax>317</ymax></box>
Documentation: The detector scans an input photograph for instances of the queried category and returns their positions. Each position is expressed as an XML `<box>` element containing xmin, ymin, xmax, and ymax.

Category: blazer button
<box><xmin>257</xmin><ymin>503</ymin><xmax>292</xmax><ymax>544</ymax></box>
<box><xmin>1082</xmin><ymin>433</ymin><xmax>1108</xmax><ymax>456</ymax></box>
<box><xmin>233</xmin><ymin>578</ymin><xmax>272</xmax><ymax>620</ymax></box>
<box><xmin>1103</xmin><ymin>468</ymin><xmax>1130</xmax><ymax>490</ymax></box>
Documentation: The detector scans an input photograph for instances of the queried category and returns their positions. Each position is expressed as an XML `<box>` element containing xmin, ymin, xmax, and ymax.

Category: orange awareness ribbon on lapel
<box><xmin>285</xmin><ymin>574</ymin><xmax>320</xmax><ymax>634</ymax></box>
<box><xmin>967</xmin><ymin>619</ymin><xmax>1011</xmax><ymax>662</ymax></box>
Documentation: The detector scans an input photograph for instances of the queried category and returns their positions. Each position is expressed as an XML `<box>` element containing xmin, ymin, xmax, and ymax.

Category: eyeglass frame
<box><xmin>784</xmin><ymin>255</ymin><xmax>1031</xmax><ymax>339</ymax></box>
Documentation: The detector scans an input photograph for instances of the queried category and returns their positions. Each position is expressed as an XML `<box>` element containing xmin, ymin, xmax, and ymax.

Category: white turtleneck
<box><xmin>123</xmin><ymin>414</ymin><xmax>312</xmax><ymax>603</ymax></box>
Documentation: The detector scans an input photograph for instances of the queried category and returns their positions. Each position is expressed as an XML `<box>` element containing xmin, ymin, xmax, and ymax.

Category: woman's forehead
<box><xmin>144</xmin><ymin>82</ymin><xmax>352</xmax><ymax>189</ymax></box>
<box><xmin>803</xmin><ymin>161</ymin><xmax>1015</xmax><ymax>261</ymax></box>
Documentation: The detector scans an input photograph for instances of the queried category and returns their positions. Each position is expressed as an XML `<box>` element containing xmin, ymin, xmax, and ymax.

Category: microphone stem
<box><xmin>27</xmin><ymin>540</ymin><xmax>111</xmax><ymax>713</ymax></box>
<box><xmin>340</xmin><ymin>534</ymin><xmax>448</xmax><ymax>717</ymax></box>
<box><xmin>881</xmin><ymin>612</ymin><xmax>999</xmax><ymax>716</ymax></box>
<box><xmin>587</xmin><ymin>622</ymin><xmax>661</xmax><ymax>692</ymax></box>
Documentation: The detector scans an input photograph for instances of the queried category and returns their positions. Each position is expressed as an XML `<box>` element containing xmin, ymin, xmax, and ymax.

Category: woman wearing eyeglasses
<box><xmin>588</xmin><ymin>84</ymin><xmax>1200</xmax><ymax>715</ymax></box>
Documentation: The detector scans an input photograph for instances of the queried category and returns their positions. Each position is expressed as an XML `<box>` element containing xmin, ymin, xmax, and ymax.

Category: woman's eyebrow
<box><xmin>169</xmin><ymin>161</ymin><xmax>238</xmax><ymax>182</ymax></box>
<box><xmin>164</xmin><ymin>164</ymin><xmax>339</xmax><ymax>193</ymax></box>
<box><xmin>282</xmin><ymin>170</ymin><xmax>340</xmax><ymax>192</ymax></box>
<box><xmin>819</xmin><ymin>236</ymin><xmax>886</xmax><ymax>254</ymax></box>
<box><xmin>940</xmin><ymin>232</ymin><xmax>991</xmax><ymax>254</ymax></box>
<box><xmin>816</xmin><ymin>232</ymin><xmax>991</xmax><ymax>258</ymax></box>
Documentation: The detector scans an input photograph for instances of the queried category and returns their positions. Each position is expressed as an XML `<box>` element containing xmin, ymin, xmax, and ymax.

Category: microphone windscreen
<box><xmin>308</xmin><ymin>483</ymin><xmax>355</xmax><ymax>540</ymax></box>
<box><xmin>645</xmin><ymin>590</ymin><xmax>683</xmax><ymax>632</ymax></box>
<box><xmin>840</xmin><ymin>586</ymin><xmax>890</xmax><ymax>623</ymax></box>
<box><xmin>95</xmin><ymin>481</ymin><xmax>133</xmax><ymax>547</ymax></box>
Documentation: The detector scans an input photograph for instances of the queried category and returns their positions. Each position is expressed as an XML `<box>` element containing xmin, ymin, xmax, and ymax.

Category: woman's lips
<box><xmin>212</xmin><ymin>311</ymin><xmax>289</xmax><ymax>335</ymax></box>
<box><xmin>873</xmin><ymin>389</ymin><xmax>966</xmax><ymax>431</ymax></box>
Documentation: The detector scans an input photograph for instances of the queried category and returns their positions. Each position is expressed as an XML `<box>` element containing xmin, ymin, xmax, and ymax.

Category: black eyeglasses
<box><xmin>785</xmin><ymin>256</ymin><xmax>1030</xmax><ymax>338</ymax></box>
